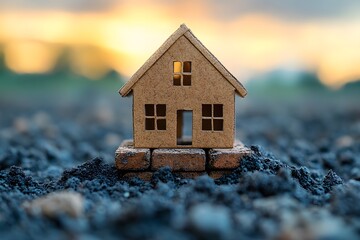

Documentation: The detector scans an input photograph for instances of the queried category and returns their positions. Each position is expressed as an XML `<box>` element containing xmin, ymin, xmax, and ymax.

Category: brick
<box><xmin>115</xmin><ymin>146</ymin><xmax>150</xmax><ymax>170</ymax></box>
<box><xmin>152</xmin><ymin>149</ymin><xmax>206</xmax><ymax>171</ymax></box>
<box><xmin>208</xmin><ymin>145</ymin><xmax>252</xmax><ymax>170</ymax></box>
<box><xmin>208</xmin><ymin>171</ymin><xmax>233</xmax><ymax>179</ymax></box>
<box><xmin>122</xmin><ymin>172</ymin><xmax>153</xmax><ymax>181</ymax></box>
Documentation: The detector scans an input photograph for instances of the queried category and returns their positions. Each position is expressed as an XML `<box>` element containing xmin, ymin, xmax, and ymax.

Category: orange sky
<box><xmin>0</xmin><ymin>1</ymin><xmax>360</xmax><ymax>87</ymax></box>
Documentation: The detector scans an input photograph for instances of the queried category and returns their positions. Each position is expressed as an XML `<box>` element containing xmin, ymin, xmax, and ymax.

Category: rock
<box><xmin>188</xmin><ymin>203</ymin><xmax>232</xmax><ymax>238</ymax></box>
<box><xmin>278</xmin><ymin>208</ymin><xmax>357</xmax><ymax>240</ymax></box>
<box><xmin>24</xmin><ymin>191</ymin><xmax>84</xmax><ymax>218</ymax></box>
<box><xmin>335</xmin><ymin>136</ymin><xmax>354</xmax><ymax>148</ymax></box>
<box><xmin>323</xmin><ymin>170</ymin><xmax>343</xmax><ymax>193</ymax></box>
<box><xmin>291</xmin><ymin>167</ymin><xmax>323</xmax><ymax>195</ymax></box>
<box><xmin>13</xmin><ymin>117</ymin><xmax>29</xmax><ymax>134</ymax></box>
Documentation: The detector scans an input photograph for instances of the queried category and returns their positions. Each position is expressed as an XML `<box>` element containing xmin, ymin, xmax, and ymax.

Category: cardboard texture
<box><xmin>119</xmin><ymin>24</ymin><xmax>247</xmax><ymax>149</ymax></box>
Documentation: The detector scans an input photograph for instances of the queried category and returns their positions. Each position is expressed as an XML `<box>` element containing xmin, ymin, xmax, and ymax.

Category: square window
<box><xmin>183</xmin><ymin>61</ymin><xmax>191</xmax><ymax>73</ymax></box>
<box><xmin>183</xmin><ymin>75</ymin><xmax>191</xmax><ymax>86</ymax></box>
<box><xmin>201</xmin><ymin>104</ymin><xmax>224</xmax><ymax>132</ymax></box>
<box><xmin>213</xmin><ymin>104</ymin><xmax>223</xmax><ymax>117</ymax></box>
<box><xmin>213</xmin><ymin>119</ymin><xmax>223</xmax><ymax>131</ymax></box>
<box><xmin>145</xmin><ymin>118</ymin><xmax>155</xmax><ymax>130</ymax></box>
<box><xmin>173</xmin><ymin>74</ymin><xmax>181</xmax><ymax>86</ymax></box>
<box><xmin>156</xmin><ymin>104</ymin><xmax>166</xmax><ymax>116</ymax></box>
<box><xmin>202</xmin><ymin>119</ymin><xmax>212</xmax><ymax>131</ymax></box>
<box><xmin>157</xmin><ymin>119</ymin><xmax>166</xmax><ymax>130</ymax></box>
<box><xmin>145</xmin><ymin>104</ymin><xmax>154</xmax><ymax>116</ymax></box>
<box><xmin>173</xmin><ymin>61</ymin><xmax>182</xmax><ymax>73</ymax></box>
<box><xmin>202</xmin><ymin>104</ymin><xmax>212</xmax><ymax>117</ymax></box>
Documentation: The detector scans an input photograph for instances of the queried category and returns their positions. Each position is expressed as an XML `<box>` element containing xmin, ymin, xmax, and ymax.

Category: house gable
<box><xmin>119</xmin><ymin>24</ymin><xmax>247</xmax><ymax>98</ymax></box>
<box><xmin>131</xmin><ymin>34</ymin><xmax>236</xmax><ymax>148</ymax></box>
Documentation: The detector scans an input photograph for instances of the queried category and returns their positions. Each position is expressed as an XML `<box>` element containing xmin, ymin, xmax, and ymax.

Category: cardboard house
<box><xmin>119</xmin><ymin>24</ymin><xmax>247</xmax><ymax>148</ymax></box>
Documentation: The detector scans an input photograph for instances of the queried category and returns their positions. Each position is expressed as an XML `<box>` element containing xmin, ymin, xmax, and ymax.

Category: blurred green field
<box><xmin>0</xmin><ymin>67</ymin><xmax>359</xmax><ymax>104</ymax></box>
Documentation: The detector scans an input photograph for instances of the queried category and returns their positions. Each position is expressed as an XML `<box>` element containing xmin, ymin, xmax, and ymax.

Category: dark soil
<box><xmin>0</xmin><ymin>93</ymin><xmax>359</xmax><ymax>240</ymax></box>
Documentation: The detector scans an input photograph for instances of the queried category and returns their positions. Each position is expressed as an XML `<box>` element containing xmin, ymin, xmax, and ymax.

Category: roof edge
<box><xmin>183</xmin><ymin>30</ymin><xmax>247</xmax><ymax>97</ymax></box>
<box><xmin>118</xmin><ymin>23</ymin><xmax>247</xmax><ymax>98</ymax></box>
<box><xmin>119</xmin><ymin>24</ymin><xmax>189</xmax><ymax>96</ymax></box>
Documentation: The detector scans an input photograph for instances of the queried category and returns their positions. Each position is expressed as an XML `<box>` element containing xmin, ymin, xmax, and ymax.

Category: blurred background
<box><xmin>0</xmin><ymin>0</ymin><xmax>359</xmax><ymax>153</ymax></box>
<box><xmin>1</xmin><ymin>0</ymin><xmax>360</xmax><ymax>86</ymax></box>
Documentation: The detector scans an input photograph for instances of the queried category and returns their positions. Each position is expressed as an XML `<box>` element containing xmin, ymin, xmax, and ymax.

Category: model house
<box><xmin>119</xmin><ymin>24</ymin><xmax>247</xmax><ymax>148</ymax></box>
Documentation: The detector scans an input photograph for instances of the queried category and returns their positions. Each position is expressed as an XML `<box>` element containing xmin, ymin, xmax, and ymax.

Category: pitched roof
<box><xmin>119</xmin><ymin>24</ymin><xmax>247</xmax><ymax>97</ymax></box>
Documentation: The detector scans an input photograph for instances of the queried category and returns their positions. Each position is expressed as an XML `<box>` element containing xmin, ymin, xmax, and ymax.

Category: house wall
<box><xmin>132</xmin><ymin>35</ymin><xmax>236</xmax><ymax>148</ymax></box>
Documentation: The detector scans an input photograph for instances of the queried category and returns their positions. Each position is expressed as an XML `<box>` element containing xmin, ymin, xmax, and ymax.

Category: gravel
<box><xmin>0</xmin><ymin>93</ymin><xmax>359</xmax><ymax>239</ymax></box>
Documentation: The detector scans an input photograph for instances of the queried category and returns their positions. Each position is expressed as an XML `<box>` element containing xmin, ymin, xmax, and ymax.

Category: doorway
<box><xmin>177</xmin><ymin>110</ymin><xmax>192</xmax><ymax>145</ymax></box>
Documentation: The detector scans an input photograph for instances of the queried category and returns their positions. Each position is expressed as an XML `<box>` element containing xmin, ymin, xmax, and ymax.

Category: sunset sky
<box><xmin>0</xmin><ymin>0</ymin><xmax>360</xmax><ymax>88</ymax></box>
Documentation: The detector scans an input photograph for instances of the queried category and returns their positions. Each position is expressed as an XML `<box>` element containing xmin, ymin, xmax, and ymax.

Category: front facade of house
<box><xmin>120</xmin><ymin>25</ymin><xmax>247</xmax><ymax>149</ymax></box>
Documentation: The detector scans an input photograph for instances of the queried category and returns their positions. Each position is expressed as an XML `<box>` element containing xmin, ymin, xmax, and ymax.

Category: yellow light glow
<box><xmin>318</xmin><ymin>50</ymin><xmax>360</xmax><ymax>89</ymax></box>
<box><xmin>0</xmin><ymin>3</ymin><xmax>359</xmax><ymax>87</ymax></box>
<box><xmin>68</xmin><ymin>46</ymin><xmax>111</xmax><ymax>80</ymax></box>
<box><xmin>173</xmin><ymin>62</ymin><xmax>182</xmax><ymax>73</ymax></box>
<box><xmin>4</xmin><ymin>41</ymin><xmax>60</xmax><ymax>74</ymax></box>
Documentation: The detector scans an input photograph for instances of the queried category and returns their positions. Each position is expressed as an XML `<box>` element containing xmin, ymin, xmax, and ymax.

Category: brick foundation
<box><xmin>115</xmin><ymin>139</ymin><xmax>252</xmax><ymax>180</ymax></box>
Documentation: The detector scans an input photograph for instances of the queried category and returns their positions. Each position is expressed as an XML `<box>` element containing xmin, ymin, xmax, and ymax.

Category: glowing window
<box><xmin>173</xmin><ymin>61</ymin><xmax>192</xmax><ymax>86</ymax></box>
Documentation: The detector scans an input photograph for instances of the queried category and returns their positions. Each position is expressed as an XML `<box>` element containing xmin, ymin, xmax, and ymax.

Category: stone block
<box><xmin>152</xmin><ymin>149</ymin><xmax>206</xmax><ymax>171</ymax></box>
<box><xmin>115</xmin><ymin>146</ymin><xmax>150</xmax><ymax>170</ymax></box>
<box><xmin>208</xmin><ymin>145</ymin><xmax>252</xmax><ymax>170</ymax></box>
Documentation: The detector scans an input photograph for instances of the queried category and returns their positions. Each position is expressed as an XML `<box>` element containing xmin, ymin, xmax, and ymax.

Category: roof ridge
<box><xmin>119</xmin><ymin>24</ymin><xmax>247</xmax><ymax>97</ymax></box>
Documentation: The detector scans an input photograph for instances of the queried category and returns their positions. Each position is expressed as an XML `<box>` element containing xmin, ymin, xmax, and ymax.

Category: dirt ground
<box><xmin>0</xmin><ymin>89</ymin><xmax>359</xmax><ymax>239</ymax></box>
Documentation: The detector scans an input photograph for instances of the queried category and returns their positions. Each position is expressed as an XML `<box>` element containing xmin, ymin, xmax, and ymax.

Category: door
<box><xmin>177</xmin><ymin>110</ymin><xmax>193</xmax><ymax>145</ymax></box>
